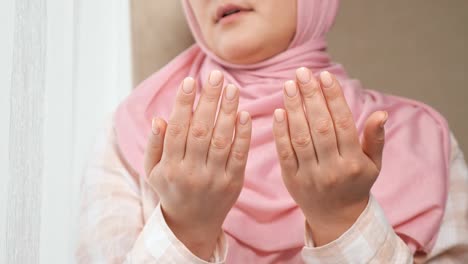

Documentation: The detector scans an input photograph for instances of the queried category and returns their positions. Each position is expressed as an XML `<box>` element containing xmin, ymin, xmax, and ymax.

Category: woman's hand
<box><xmin>273</xmin><ymin>68</ymin><xmax>388</xmax><ymax>246</ymax></box>
<box><xmin>144</xmin><ymin>71</ymin><xmax>252</xmax><ymax>260</ymax></box>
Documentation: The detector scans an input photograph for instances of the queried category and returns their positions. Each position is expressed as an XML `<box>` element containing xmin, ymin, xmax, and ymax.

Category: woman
<box><xmin>77</xmin><ymin>0</ymin><xmax>468</xmax><ymax>263</ymax></box>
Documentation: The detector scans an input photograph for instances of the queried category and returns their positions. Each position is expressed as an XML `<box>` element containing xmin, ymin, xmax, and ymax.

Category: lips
<box><xmin>215</xmin><ymin>4</ymin><xmax>253</xmax><ymax>23</ymax></box>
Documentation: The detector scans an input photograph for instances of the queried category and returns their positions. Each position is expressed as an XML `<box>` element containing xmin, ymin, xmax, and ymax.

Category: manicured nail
<box><xmin>274</xmin><ymin>109</ymin><xmax>285</xmax><ymax>122</ymax></box>
<box><xmin>320</xmin><ymin>71</ymin><xmax>334</xmax><ymax>88</ymax></box>
<box><xmin>239</xmin><ymin>111</ymin><xmax>250</xmax><ymax>125</ymax></box>
<box><xmin>152</xmin><ymin>118</ymin><xmax>160</xmax><ymax>135</ymax></box>
<box><xmin>296</xmin><ymin>67</ymin><xmax>311</xmax><ymax>84</ymax></box>
<box><xmin>182</xmin><ymin>77</ymin><xmax>194</xmax><ymax>94</ymax></box>
<box><xmin>285</xmin><ymin>80</ymin><xmax>297</xmax><ymax>97</ymax></box>
<box><xmin>380</xmin><ymin>111</ymin><xmax>389</xmax><ymax>128</ymax></box>
<box><xmin>225</xmin><ymin>84</ymin><xmax>237</xmax><ymax>101</ymax></box>
<box><xmin>209</xmin><ymin>70</ymin><xmax>223</xmax><ymax>86</ymax></box>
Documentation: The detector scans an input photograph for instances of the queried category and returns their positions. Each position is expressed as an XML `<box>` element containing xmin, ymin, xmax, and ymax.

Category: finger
<box><xmin>319</xmin><ymin>71</ymin><xmax>360</xmax><ymax>156</ymax></box>
<box><xmin>283</xmin><ymin>80</ymin><xmax>317</xmax><ymax>164</ymax></box>
<box><xmin>144</xmin><ymin>117</ymin><xmax>167</xmax><ymax>178</ymax></box>
<box><xmin>296</xmin><ymin>68</ymin><xmax>338</xmax><ymax>163</ymax></box>
<box><xmin>295</xmin><ymin>68</ymin><xmax>342</xmax><ymax>163</ymax></box>
<box><xmin>207</xmin><ymin>84</ymin><xmax>239</xmax><ymax>169</ymax></box>
<box><xmin>226</xmin><ymin>112</ymin><xmax>252</xmax><ymax>180</ymax></box>
<box><xmin>273</xmin><ymin>109</ymin><xmax>298</xmax><ymax>176</ymax></box>
<box><xmin>185</xmin><ymin>70</ymin><xmax>224</xmax><ymax>164</ymax></box>
<box><xmin>164</xmin><ymin>77</ymin><xmax>196</xmax><ymax>161</ymax></box>
<box><xmin>362</xmin><ymin>111</ymin><xmax>388</xmax><ymax>170</ymax></box>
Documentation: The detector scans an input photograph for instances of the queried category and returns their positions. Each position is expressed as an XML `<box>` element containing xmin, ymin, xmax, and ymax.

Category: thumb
<box><xmin>361</xmin><ymin>111</ymin><xmax>388</xmax><ymax>170</ymax></box>
<box><xmin>144</xmin><ymin>117</ymin><xmax>167</xmax><ymax>178</ymax></box>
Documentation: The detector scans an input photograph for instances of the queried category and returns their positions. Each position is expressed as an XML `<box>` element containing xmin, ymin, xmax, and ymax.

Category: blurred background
<box><xmin>1</xmin><ymin>0</ymin><xmax>467</xmax><ymax>263</ymax></box>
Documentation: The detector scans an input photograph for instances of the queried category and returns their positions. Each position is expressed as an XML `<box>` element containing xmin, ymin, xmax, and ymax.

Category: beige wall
<box><xmin>130</xmin><ymin>0</ymin><xmax>193</xmax><ymax>83</ymax></box>
<box><xmin>131</xmin><ymin>0</ymin><xmax>468</xmax><ymax>155</ymax></box>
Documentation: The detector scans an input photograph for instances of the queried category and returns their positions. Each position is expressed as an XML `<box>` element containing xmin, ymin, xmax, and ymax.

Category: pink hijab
<box><xmin>115</xmin><ymin>0</ymin><xmax>451</xmax><ymax>256</ymax></box>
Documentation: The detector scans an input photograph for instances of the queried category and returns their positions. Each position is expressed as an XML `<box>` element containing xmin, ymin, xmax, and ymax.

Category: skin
<box><xmin>273</xmin><ymin>68</ymin><xmax>387</xmax><ymax>246</ymax></box>
<box><xmin>145</xmin><ymin>72</ymin><xmax>252</xmax><ymax>260</ymax></box>
<box><xmin>189</xmin><ymin>0</ymin><xmax>297</xmax><ymax>64</ymax></box>
<box><xmin>144</xmin><ymin>1</ymin><xmax>388</xmax><ymax>261</ymax></box>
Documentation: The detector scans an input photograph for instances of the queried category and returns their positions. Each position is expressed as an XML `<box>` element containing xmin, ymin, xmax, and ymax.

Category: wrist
<box><xmin>161</xmin><ymin>206</ymin><xmax>222</xmax><ymax>261</ymax></box>
<box><xmin>304</xmin><ymin>197</ymin><xmax>369</xmax><ymax>246</ymax></box>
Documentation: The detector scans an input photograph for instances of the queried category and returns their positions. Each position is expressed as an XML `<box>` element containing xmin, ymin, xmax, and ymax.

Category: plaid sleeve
<box><xmin>302</xmin><ymin>195</ymin><xmax>412</xmax><ymax>263</ymax></box>
<box><xmin>76</xmin><ymin>118</ymin><xmax>227</xmax><ymax>263</ymax></box>
<box><xmin>126</xmin><ymin>203</ymin><xmax>228</xmax><ymax>263</ymax></box>
<box><xmin>302</xmin><ymin>133</ymin><xmax>468</xmax><ymax>263</ymax></box>
<box><xmin>418</xmin><ymin>133</ymin><xmax>468</xmax><ymax>263</ymax></box>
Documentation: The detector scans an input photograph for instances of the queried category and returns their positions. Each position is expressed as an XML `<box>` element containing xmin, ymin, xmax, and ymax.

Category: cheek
<box><xmin>190</xmin><ymin>1</ymin><xmax>213</xmax><ymax>40</ymax></box>
<box><xmin>268</xmin><ymin>0</ymin><xmax>297</xmax><ymax>43</ymax></box>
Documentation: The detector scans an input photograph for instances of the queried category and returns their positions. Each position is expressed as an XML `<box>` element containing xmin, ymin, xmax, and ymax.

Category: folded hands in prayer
<box><xmin>144</xmin><ymin>68</ymin><xmax>387</xmax><ymax>260</ymax></box>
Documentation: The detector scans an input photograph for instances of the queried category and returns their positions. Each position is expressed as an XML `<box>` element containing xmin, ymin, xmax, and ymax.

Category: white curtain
<box><xmin>0</xmin><ymin>0</ymin><xmax>132</xmax><ymax>263</ymax></box>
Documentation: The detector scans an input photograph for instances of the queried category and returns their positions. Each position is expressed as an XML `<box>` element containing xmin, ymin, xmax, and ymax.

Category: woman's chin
<box><xmin>218</xmin><ymin>50</ymin><xmax>254</xmax><ymax>65</ymax></box>
<box><xmin>210</xmin><ymin>27</ymin><xmax>288</xmax><ymax>65</ymax></box>
<box><xmin>214</xmin><ymin>40</ymin><xmax>267</xmax><ymax>65</ymax></box>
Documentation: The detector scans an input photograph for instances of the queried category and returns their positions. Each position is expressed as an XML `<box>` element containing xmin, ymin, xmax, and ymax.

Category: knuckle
<box><xmin>236</xmin><ymin>130</ymin><xmax>251</xmax><ymax>141</ymax></box>
<box><xmin>291</xmin><ymin>132</ymin><xmax>312</xmax><ymax>149</ymax></box>
<box><xmin>301</xmin><ymin>85</ymin><xmax>320</xmax><ymax>100</ymax></box>
<box><xmin>303</xmin><ymin>173</ymin><xmax>316</xmax><ymax>188</ymax></box>
<box><xmin>176</xmin><ymin>93</ymin><xmax>193</xmax><ymax>106</ymax></box>
<box><xmin>231</xmin><ymin>149</ymin><xmax>247</xmax><ymax>161</ymax></box>
<box><xmin>190</xmin><ymin>121</ymin><xmax>211</xmax><ymax>140</ymax></box>
<box><xmin>160</xmin><ymin>165</ymin><xmax>177</xmax><ymax>183</ymax></box>
<box><xmin>148</xmin><ymin>137</ymin><xmax>164</xmax><ymax>153</ymax></box>
<box><xmin>321</xmin><ymin>173</ymin><xmax>339</xmax><ymax>189</ymax></box>
<box><xmin>211</xmin><ymin>135</ymin><xmax>231</xmax><ymax>150</ymax></box>
<box><xmin>285</xmin><ymin>103</ymin><xmax>302</xmax><ymax>113</ymax></box>
<box><xmin>166</xmin><ymin>122</ymin><xmax>185</xmax><ymax>137</ymax></box>
<box><xmin>324</xmin><ymin>88</ymin><xmax>341</xmax><ymax>101</ymax></box>
<box><xmin>313</xmin><ymin>119</ymin><xmax>333</xmax><ymax>136</ymax></box>
<box><xmin>202</xmin><ymin>92</ymin><xmax>220</xmax><ymax>104</ymax></box>
<box><xmin>273</xmin><ymin>126</ymin><xmax>285</xmax><ymax>138</ymax></box>
<box><xmin>334</xmin><ymin>116</ymin><xmax>354</xmax><ymax>131</ymax></box>
<box><xmin>220</xmin><ymin>103</ymin><xmax>237</xmax><ymax>116</ymax></box>
<box><xmin>374</xmin><ymin>132</ymin><xmax>386</xmax><ymax>143</ymax></box>
<box><xmin>346</xmin><ymin>160</ymin><xmax>364</xmax><ymax>177</ymax></box>
<box><xmin>278</xmin><ymin>149</ymin><xmax>295</xmax><ymax>161</ymax></box>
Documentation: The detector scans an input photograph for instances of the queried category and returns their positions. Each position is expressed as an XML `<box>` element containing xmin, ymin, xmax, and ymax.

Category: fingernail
<box><xmin>152</xmin><ymin>118</ymin><xmax>160</xmax><ymax>135</ymax></box>
<box><xmin>320</xmin><ymin>71</ymin><xmax>334</xmax><ymax>88</ymax></box>
<box><xmin>209</xmin><ymin>70</ymin><xmax>223</xmax><ymax>86</ymax></box>
<box><xmin>380</xmin><ymin>111</ymin><xmax>389</xmax><ymax>128</ymax></box>
<box><xmin>239</xmin><ymin>111</ymin><xmax>250</xmax><ymax>125</ymax></box>
<box><xmin>296</xmin><ymin>67</ymin><xmax>311</xmax><ymax>84</ymax></box>
<box><xmin>225</xmin><ymin>84</ymin><xmax>237</xmax><ymax>101</ymax></box>
<box><xmin>274</xmin><ymin>109</ymin><xmax>285</xmax><ymax>122</ymax></box>
<box><xmin>285</xmin><ymin>80</ymin><xmax>297</xmax><ymax>97</ymax></box>
<box><xmin>182</xmin><ymin>77</ymin><xmax>194</xmax><ymax>94</ymax></box>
